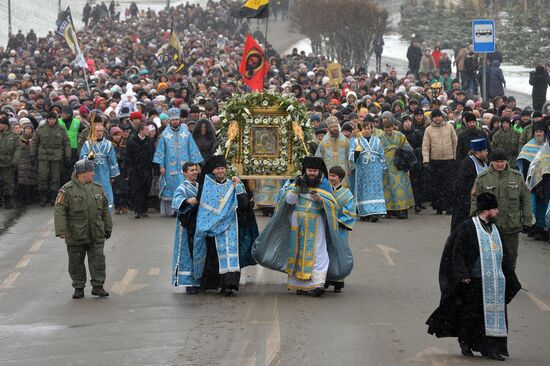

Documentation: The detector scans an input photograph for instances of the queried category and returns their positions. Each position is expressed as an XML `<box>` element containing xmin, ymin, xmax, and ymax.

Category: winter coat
<box><xmin>529</xmin><ymin>66</ymin><xmax>550</xmax><ymax>113</ymax></box>
<box><xmin>422</xmin><ymin>122</ymin><xmax>457</xmax><ymax>162</ymax></box>
<box><xmin>488</xmin><ymin>61</ymin><xmax>506</xmax><ymax>98</ymax></box>
<box><xmin>491</xmin><ymin>128</ymin><xmax>520</xmax><ymax>169</ymax></box>
<box><xmin>125</xmin><ymin>134</ymin><xmax>155</xmax><ymax>191</ymax></box>
<box><xmin>439</xmin><ymin>57</ymin><xmax>452</xmax><ymax>75</ymax></box>
<box><xmin>455</xmin><ymin>128</ymin><xmax>488</xmax><ymax>162</ymax></box>
<box><xmin>407</xmin><ymin>45</ymin><xmax>422</xmax><ymax>71</ymax></box>
<box><xmin>419</xmin><ymin>54</ymin><xmax>435</xmax><ymax>74</ymax></box>
<box><xmin>17</xmin><ymin>137</ymin><xmax>37</xmax><ymax>186</ymax></box>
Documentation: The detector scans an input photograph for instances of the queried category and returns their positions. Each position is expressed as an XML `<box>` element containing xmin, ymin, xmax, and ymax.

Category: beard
<box><xmin>536</xmin><ymin>136</ymin><xmax>545</xmax><ymax>145</ymax></box>
<box><xmin>304</xmin><ymin>174</ymin><xmax>322</xmax><ymax>188</ymax></box>
<box><xmin>488</xmin><ymin>215</ymin><xmax>498</xmax><ymax>224</ymax></box>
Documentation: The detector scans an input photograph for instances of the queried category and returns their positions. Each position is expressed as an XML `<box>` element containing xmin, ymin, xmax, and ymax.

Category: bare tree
<box><xmin>291</xmin><ymin>0</ymin><xmax>389</xmax><ymax>69</ymax></box>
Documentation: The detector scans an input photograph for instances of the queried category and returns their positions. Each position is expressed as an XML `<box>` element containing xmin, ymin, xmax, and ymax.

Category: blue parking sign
<box><xmin>472</xmin><ymin>19</ymin><xmax>495</xmax><ymax>53</ymax></box>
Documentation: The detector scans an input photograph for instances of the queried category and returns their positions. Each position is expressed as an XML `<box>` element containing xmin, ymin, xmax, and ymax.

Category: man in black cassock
<box><xmin>450</xmin><ymin>138</ymin><xmax>489</xmax><ymax>232</ymax></box>
<box><xmin>427</xmin><ymin>192</ymin><xmax>522</xmax><ymax>361</ymax></box>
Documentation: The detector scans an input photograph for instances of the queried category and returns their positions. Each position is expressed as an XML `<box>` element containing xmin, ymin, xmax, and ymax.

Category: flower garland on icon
<box><xmin>216</xmin><ymin>91</ymin><xmax>313</xmax><ymax>177</ymax></box>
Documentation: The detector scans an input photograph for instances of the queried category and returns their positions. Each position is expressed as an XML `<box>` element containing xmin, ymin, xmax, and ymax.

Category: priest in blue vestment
<box><xmin>193</xmin><ymin>156</ymin><xmax>258</xmax><ymax>297</ymax></box>
<box><xmin>153</xmin><ymin>108</ymin><xmax>203</xmax><ymax>216</ymax></box>
<box><xmin>172</xmin><ymin>162</ymin><xmax>201</xmax><ymax>294</ymax></box>
<box><xmin>349</xmin><ymin>121</ymin><xmax>387</xmax><ymax>222</ymax></box>
<box><xmin>80</xmin><ymin>123</ymin><xmax>120</xmax><ymax>211</ymax></box>
<box><xmin>252</xmin><ymin>157</ymin><xmax>354</xmax><ymax>297</ymax></box>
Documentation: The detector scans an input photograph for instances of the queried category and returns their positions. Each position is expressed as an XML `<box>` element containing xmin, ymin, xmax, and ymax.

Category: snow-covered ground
<box><xmin>286</xmin><ymin>34</ymin><xmax>549</xmax><ymax>103</ymax></box>
<box><xmin>0</xmin><ymin>0</ymin><xmax>210</xmax><ymax>46</ymax></box>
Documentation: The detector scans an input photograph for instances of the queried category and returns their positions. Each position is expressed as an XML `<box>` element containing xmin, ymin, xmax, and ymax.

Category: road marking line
<box><xmin>40</xmin><ymin>227</ymin><xmax>50</xmax><ymax>238</ymax></box>
<box><xmin>15</xmin><ymin>254</ymin><xmax>33</xmax><ymax>269</ymax></box>
<box><xmin>0</xmin><ymin>272</ymin><xmax>21</xmax><ymax>288</ymax></box>
<box><xmin>377</xmin><ymin>244</ymin><xmax>399</xmax><ymax>266</ymax></box>
<box><xmin>28</xmin><ymin>239</ymin><xmax>45</xmax><ymax>253</ymax></box>
<box><xmin>526</xmin><ymin>291</ymin><xmax>550</xmax><ymax>312</ymax></box>
<box><xmin>265</xmin><ymin>297</ymin><xmax>281</xmax><ymax>366</ymax></box>
<box><xmin>148</xmin><ymin>268</ymin><xmax>160</xmax><ymax>276</ymax></box>
<box><xmin>110</xmin><ymin>269</ymin><xmax>149</xmax><ymax>295</ymax></box>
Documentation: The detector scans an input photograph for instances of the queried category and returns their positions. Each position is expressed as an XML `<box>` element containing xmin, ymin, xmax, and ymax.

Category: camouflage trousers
<box><xmin>0</xmin><ymin>167</ymin><xmax>15</xmax><ymax>200</ymax></box>
<box><xmin>66</xmin><ymin>241</ymin><xmax>106</xmax><ymax>289</ymax></box>
<box><xmin>37</xmin><ymin>160</ymin><xmax>61</xmax><ymax>192</ymax></box>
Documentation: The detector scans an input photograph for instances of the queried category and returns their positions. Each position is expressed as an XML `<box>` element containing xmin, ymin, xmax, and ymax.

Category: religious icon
<box><xmin>251</xmin><ymin>126</ymin><xmax>279</xmax><ymax>158</ymax></box>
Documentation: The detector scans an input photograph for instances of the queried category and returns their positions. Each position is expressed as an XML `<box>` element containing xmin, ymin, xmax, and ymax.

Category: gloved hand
<box><xmin>522</xmin><ymin>225</ymin><xmax>532</xmax><ymax>233</ymax></box>
<box><xmin>105</xmin><ymin>232</ymin><xmax>111</xmax><ymax>240</ymax></box>
<box><xmin>423</xmin><ymin>162</ymin><xmax>431</xmax><ymax>171</ymax></box>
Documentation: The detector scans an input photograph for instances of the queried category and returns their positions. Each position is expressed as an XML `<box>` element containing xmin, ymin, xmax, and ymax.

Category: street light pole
<box><xmin>8</xmin><ymin>0</ymin><xmax>12</xmax><ymax>36</ymax></box>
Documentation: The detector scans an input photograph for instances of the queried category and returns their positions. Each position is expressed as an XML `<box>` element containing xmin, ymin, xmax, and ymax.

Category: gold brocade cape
<box><xmin>252</xmin><ymin>180</ymin><xmax>354</xmax><ymax>280</ymax></box>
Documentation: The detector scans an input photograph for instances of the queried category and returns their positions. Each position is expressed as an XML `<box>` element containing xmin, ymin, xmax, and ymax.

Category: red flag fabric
<box><xmin>239</xmin><ymin>34</ymin><xmax>268</xmax><ymax>91</ymax></box>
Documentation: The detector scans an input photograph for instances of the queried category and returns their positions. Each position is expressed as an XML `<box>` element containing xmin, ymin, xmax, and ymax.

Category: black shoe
<box><xmin>370</xmin><ymin>215</ymin><xmax>379</xmax><ymax>223</ymax></box>
<box><xmin>459</xmin><ymin>341</ymin><xmax>473</xmax><ymax>357</ymax></box>
<box><xmin>414</xmin><ymin>205</ymin><xmax>421</xmax><ymax>214</ymax></box>
<box><xmin>397</xmin><ymin>211</ymin><xmax>408</xmax><ymax>219</ymax></box>
<box><xmin>186</xmin><ymin>286</ymin><xmax>199</xmax><ymax>294</ymax></box>
<box><xmin>436</xmin><ymin>210</ymin><xmax>443</xmax><ymax>215</ymax></box>
<box><xmin>134</xmin><ymin>213</ymin><xmax>141</xmax><ymax>219</ymax></box>
<box><xmin>39</xmin><ymin>193</ymin><xmax>48</xmax><ymax>207</ymax></box>
<box><xmin>333</xmin><ymin>283</ymin><xmax>343</xmax><ymax>293</ymax></box>
<box><xmin>72</xmin><ymin>288</ymin><xmax>85</xmax><ymax>299</ymax></box>
<box><xmin>141</xmin><ymin>213</ymin><xmax>149</xmax><ymax>218</ymax></box>
<box><xmin>483</xmin><ymin>353</ymin><xmax>505</xmax><ymax>361</ymax></box>
<box><xmin>310</xmin><ymin>287</ymin><xmax>325</xmax><ymax>297</ymax></box>
<box><xmin>91</xmin><ymin>286</ymin><xmax>109</xmax><ymax>297</ymax></box>
<box><xmin>223</xmin><ymin>289</ymin><xmax>234</xmax><ymax>297</ymax></box>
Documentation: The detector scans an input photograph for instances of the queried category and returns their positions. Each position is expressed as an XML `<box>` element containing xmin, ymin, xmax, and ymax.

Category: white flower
<box><xmin>262</xmin><ymin>100</ymin><xmax>269</xmax><ymax>107</ymax></box>
<box><xmin>243</xmin><ymin>148</ymin><xmax>249</xmax><ymax>154</ymax></box>
<box><xmin>286</xmin><ymin>105</ymin><xmax>295</xmax><ymax>113</ymax></box>
<box><xmin>273</xmin><ymin>160</ymin><xmax>279</xmax><ymax>166</ymax></box>
<box><xmin>254</xmin><ymin>160</ymin><xmax>259</xmax><ymax>165</ymax></box>
<box><xmin>244</xmin><ymin>159</ymin><xmax>249</xmax><ymax>164</ymax></box>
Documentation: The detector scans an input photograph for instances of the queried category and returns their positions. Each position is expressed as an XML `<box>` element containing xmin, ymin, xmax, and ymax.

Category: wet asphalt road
<box><xmin>1</xmin><ymin>206</ymin><xmax>549</xmax><ymax>366</ymax></box>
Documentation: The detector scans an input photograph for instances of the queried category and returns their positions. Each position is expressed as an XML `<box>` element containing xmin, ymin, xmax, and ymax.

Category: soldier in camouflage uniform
<box><xmin>0</xmin><ymin>114</ymin><xmax>22</xmax><ymax>209</ymax></box>
<box><xmin>30</xmin><ymin>112</ymin><xmax>71</xmax><ymax>206</ymax></box>
<box><xmin>470</xmin><ymin>148</ymin><xmax>534</xmax><ymax>270</ymax></box>
<box><xmin>54</xmin><ymin>158</ymin><xmax>113</xmax><ymax>299</ymax></box>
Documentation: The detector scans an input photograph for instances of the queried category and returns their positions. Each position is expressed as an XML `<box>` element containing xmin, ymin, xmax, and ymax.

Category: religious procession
<box><xmin>2</xmin><ymin>0</ymin><xmax>550</xmax><ymax>364</ymax></box>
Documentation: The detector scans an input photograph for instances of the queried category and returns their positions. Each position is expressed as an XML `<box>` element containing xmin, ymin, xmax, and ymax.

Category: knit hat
<box><xmin>491</xmin><ymin>148</ymin><xmax>507</xmax><ymax>162</ymax></box>
<box><xmin>74</xmin><ymin>158</ymin><xmax>95</xmax><ymax>174</ymax></box>
<box><xmin>430</xmin><ymin>109</ymin><xmax>443</xmax><ymax>118</ymax></box>
<box><xmin>110</xmin><ymin>126</ymin><xmax>122</xmax><ymax>135</ymax></box>
<box><xmin>476</xmin><ymin>192</ymin><xmax>498</xmax><ymax>212</ymax></box>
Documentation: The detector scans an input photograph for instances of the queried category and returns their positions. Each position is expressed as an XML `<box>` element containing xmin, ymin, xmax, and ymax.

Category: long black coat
<box><xmin>426</xmin><ymin>219</ymin><xmax>521</xmax><ymax>339</ymax></box>
<box><xmin>529</xmin><ymin>67</ymin><xmax>550</xmax><ymax>113</ymax></box>
<box><xmin>455</xmin><ymin>128</ymin><xmax>488</xmax><ymax>163</ymax></box>
<box><xmin>450</xmin><ymin>156</ymin><xmax>479</xmax><ymax>232</ymax></box>
<box><xmin>125</xmin><ymin>134</ymin><xmax>155</xmax><ymax>192</ymax></box>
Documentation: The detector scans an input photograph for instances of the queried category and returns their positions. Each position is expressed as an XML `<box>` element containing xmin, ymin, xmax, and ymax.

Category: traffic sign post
<box><xmin>472</xmin><ymin>19</ymin><xmax>495</xmax><ymax>102</ymax></box>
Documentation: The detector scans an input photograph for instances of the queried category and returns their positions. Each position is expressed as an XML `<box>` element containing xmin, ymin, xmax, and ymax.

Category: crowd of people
<box><xmin>4</xmin><ymin>1</ymin><xmax>548</xmax><ymax>362</ymax></box>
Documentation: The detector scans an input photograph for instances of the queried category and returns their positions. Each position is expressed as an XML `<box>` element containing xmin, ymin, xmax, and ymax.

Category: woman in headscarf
<box><xmin>192</xmin><ymin>118</ymin><xmax>218</xmax><ymax>162</ymax></box>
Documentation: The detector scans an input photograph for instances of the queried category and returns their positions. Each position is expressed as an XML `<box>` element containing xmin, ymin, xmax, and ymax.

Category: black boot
<box><xmin>414</xmin><ymin>205</ymin><xmax>421</xmax><ymax>214</ymax></box>
<box><xmin>310</xmin><ymin>287</ymin><xmax>325</xmax><ymax>297</ymax></box>
<box><xmin>72</xmin><ymin>288</ymin><xmax>85</xmax><ymax>299</ymax></box>
<box><xmin>39</xmin><ymin>192</ymin><xmax>48</xmax><ymax>207</ymax></box>
<box><xmin>459</xmin><ymin>340</ymin><xmax>473</xmax><ymax>357</ymax></box>
<box><xmin>3</xmin><ymin>197</ymin><xmax>15</xmax><ymax>209</ymax></box>
<box><xmin>186</xmin><ymin>286</ymin><xmax>199</xmax><ymax>294</ymax></box>
<box><xmin>397</xmin><ymin>210</ymin><xmax>408</xmax><ymax>219</ymax></box>
<box><xmin>91</xmin><ymin>286</ymin><xmax>109</xmax><ymax>297</ymax></box>
<box><xmin>482</xmin><ymin>352</ymin><xmax>505</xmax><ymax>361</ymax></box>
<box><xmin>222</xmin><ymin>289</ymin><xmax>234</xmax><ymax>297</ymax></box>
<box><xmin>370</xmin><ymin>215</ymin><xmax>379</xmax><ymax>223</ymax></box>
